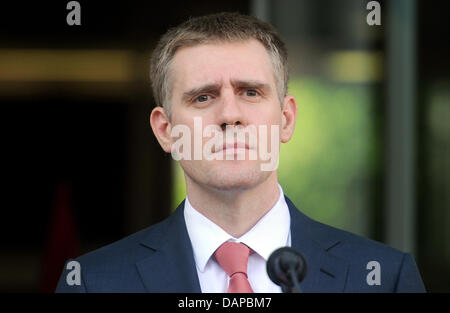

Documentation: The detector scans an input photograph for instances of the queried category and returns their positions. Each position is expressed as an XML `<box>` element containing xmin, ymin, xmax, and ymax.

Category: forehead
<box><xmin>170</xmin><ymin>39</ymin><xmax>275</xmax><ymax>92</ymax></box>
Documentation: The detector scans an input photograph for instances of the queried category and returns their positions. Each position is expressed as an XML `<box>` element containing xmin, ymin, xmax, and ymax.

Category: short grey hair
<box><xmin>150</xmin><ymin>12</ymin><xmax>289</xmax><ymax>119</ymax></box>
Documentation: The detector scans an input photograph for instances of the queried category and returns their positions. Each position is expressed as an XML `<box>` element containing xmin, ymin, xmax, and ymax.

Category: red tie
<box><xmin>214</xmin><ymin>242</ymin><xmax>254</xmax><ymax>293</ymax></box>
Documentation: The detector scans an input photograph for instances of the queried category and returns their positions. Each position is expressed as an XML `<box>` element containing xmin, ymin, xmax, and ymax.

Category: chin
<box><xmin>204</xmin><ymin>163</ymin><xmax>270</xmax><ymax>191</ymax></box>
<box><xmin>181</xmin><ymin>159</ymin><xmax>273</xmax><ymax>192</ymax></box>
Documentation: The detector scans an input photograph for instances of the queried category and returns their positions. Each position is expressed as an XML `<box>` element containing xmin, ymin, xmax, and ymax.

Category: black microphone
<box><xmin>266</xmin><ymin>247</ymin><xmax>307</xmax><ymax>293</ymax></box>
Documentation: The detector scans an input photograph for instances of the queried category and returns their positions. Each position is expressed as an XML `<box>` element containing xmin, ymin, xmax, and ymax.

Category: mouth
<box><xmin>213</xmin><ymin>142</ymin><xmax>251</xmax><ymax>154</ymax></box>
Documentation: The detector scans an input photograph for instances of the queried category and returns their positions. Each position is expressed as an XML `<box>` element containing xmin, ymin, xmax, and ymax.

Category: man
<box><xmin>56</xmin><ymin>12</ymin><xmax>425</xmax><ymax>293</ymax></box>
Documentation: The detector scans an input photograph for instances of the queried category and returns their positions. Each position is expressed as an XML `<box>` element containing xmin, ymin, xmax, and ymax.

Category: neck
<box><xmin>185</xmin><ymin>173</ymin><xmax>280</xmax><ymax>238</ymax></box>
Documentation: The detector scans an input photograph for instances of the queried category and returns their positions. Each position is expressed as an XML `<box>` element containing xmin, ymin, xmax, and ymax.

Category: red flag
<box><xmin>39</xmin><ymin>181</ymin><xmax>81</xmax><ymax>292</ymax></box>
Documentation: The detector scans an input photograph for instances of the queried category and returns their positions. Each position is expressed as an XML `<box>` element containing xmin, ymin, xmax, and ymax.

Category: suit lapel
<box><xmin>286</xmin><ymin>196</ymin><xmax>349</xmax><ymax>292</ymax></box>
<box><xmin>136</xmin><ymin>201</ymin><xmax>202</xmax><ymax>292</ymax></box>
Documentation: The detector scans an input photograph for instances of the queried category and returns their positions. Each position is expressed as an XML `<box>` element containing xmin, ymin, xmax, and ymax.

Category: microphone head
<box><xmin>266</xmin><ymin>247</ymin><xmax>307</xmax><ymax>288</ymax></box>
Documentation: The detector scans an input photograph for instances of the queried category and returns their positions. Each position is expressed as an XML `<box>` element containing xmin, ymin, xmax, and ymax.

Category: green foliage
<box><xmin>279</xmin><ymin>78</ymin><xmax>378</xmax><ymax>233</ymax></box>
<box><xmin>172</xmin><ymin>161</ymin><xmax>186</xmax><ymax>212</ymax></box>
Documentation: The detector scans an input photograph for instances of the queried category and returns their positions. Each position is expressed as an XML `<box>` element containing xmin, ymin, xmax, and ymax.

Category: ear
<box><xmin>280</xmin><ymin>95</ymin><xmax>298</xmax><ymax>143</ymax></box>
<box><xmin>149</xmin><ymin>106</ymin><xmax>172</xmax><ymax>153</ymax></box>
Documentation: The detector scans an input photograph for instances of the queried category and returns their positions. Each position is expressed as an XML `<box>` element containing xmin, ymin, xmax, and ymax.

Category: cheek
<box><xmin>251</xmin><ymin>109</ymin><xmax>282</xmax><ymax>127</ymax></box>
<box><xmin>171</xmin><ymin>108</ymin><xmax>200</xmax><ymax>129</ymax></box>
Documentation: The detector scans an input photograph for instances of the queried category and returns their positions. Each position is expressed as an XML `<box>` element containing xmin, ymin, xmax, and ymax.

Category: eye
<box><xmin>195</xmin><ymin>94</ymin><xmax>211</xmax><ymax>103</ymax></box>
<box><xmin>245</xmin><ymin>89</ymin><xmax>259</xmax><ymax>97</ymax></box>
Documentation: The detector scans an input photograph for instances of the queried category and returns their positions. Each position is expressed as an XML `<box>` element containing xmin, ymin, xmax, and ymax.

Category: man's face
<box><xmin>166</xmin><ymin>39</ymin><xmax>292</xmax><ymax>191</ymax></box>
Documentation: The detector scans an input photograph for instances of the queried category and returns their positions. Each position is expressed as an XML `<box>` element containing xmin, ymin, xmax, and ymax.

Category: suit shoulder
<box><xmin>75</xmin><ymin>215</ymin><xmax>171</xmax><ymax>268</ymax></box>
<box><xmin>305</xmin><ymin>214</ymin><xmax>405</xmax><ymax>261</ymax></box>
<box><xmin>293</xmin><ymin>209</ymin><xmax>425</xmax><ymax>292</ymax></box>
<box><xmin>56</xmin><ymin>214</ymin><xmax>175</xmax><ymax>292</ymax></box>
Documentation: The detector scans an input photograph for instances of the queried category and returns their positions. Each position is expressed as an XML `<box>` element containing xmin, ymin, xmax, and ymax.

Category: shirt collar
<box><xmin>184</xmin><ymin>184</ymin><xmax>291</xmax><ymax>272</ymax></box>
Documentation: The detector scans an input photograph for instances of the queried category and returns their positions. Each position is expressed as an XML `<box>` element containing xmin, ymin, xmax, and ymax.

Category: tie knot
<box><xmin>214</xmin><ymin>242</ymin><xmax>252</xmax><ymax>277</ymax></box>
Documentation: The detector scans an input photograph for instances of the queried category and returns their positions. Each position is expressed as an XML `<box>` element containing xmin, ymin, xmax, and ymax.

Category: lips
<box><xmin>213</xmin><ymin>142</ymin><xmax>250</xmax><ymax>153</ymax></box>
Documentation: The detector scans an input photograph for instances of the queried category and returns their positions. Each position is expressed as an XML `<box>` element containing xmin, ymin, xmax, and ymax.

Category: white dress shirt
<box><xmin>184</xmin><ymin>183</ymin><xmax>291</xmax><ymax>293</ymax></box>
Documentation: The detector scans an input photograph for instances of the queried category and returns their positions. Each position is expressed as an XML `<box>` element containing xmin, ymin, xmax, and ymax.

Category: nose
<box><xmin>218</xmin><ymin>89</ymin><xmax>246</xmax><ymax>131</ymax></box>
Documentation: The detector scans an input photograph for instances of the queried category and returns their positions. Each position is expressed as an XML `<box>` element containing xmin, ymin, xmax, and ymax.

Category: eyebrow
<box><xmin>181</xmin><ymin>80</ymin><xmax>271</xmax><ymax>102</ymax></box>
<box><xmin>182</xmin><ymin>83</ymin><xmax>221</xmax><ymax>102</ymax></box>
<box><xmin>230</xmin><ymin>80</ymin><xmax>270</xmax><ymax>91</ymax></box>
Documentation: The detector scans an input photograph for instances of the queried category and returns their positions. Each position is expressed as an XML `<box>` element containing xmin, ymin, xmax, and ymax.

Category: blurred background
<box><xmin>1</xmin><ymin>0</ymin><xmax>449</xmax><ymax>292</ymax></box>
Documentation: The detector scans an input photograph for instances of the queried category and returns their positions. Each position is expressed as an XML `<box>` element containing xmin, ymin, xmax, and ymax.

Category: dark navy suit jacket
<box><xmin>56</xmin><ymin>196</ymin><xmax>425</xmax><ymax>292</ymax></box>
